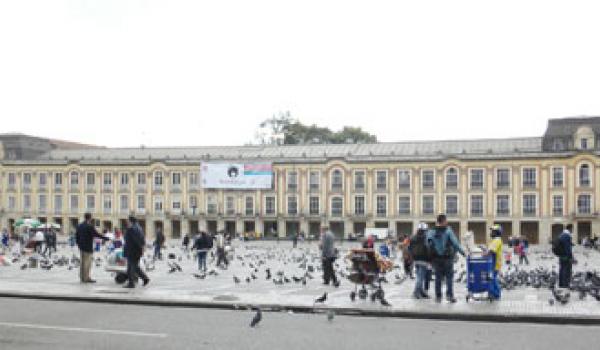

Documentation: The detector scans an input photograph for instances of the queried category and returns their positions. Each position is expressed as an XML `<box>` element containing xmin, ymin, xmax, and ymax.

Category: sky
<box><xmin>1</xmin><ymin>0</ymin><xmax>600</xmax><ymax>147</ymax></box>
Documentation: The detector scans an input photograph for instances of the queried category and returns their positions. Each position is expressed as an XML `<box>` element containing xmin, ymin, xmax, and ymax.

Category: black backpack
<box><xmin>552</xmin><ymin>237</ymin><xmax>565</xmax><ymax>257</ymax></box>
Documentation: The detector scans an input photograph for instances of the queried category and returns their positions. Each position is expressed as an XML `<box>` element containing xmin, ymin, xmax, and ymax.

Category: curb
<box><xmin>1</xmin><ymin>291</ymin><xmax>600</xmax><ymax>326</ymax></box>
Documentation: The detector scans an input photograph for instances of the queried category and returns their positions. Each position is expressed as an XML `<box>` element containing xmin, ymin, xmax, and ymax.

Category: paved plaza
<box><xmin>1</xmin><ymin>239</ymin><xmax>600</xmax><ymax>322</ymax></box>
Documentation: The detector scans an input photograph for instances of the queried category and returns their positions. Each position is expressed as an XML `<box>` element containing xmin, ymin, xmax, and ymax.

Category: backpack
<box><xmin>552</xmin><ymin>237</ymin><xmax>565</xmax><ymax>257</ymax></box>
<box><xmin>409</xmin><ymin>234</ymin><xmax>429</xmax><ymax>259</ymax></box>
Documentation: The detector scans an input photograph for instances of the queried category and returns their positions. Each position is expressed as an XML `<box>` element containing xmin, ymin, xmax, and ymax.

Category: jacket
<box><xmin>124</xmin><ymin>223</ymin><xmax>145</xmax><ymax>259</ymax></box>
<box><xmin>193</xmin><ymin>234</ymin><xmax>212</xmax><ymax>251</ymax></box>
<box><xmin>409</xmin><ymin>230</ymin><xmax>431</xmax><ymax>262</ymax></box>
<box><xmin>426</xmin><ymin>226</ymin><xmax>465</xmax><ymax>259</ymax></box>
<box><xmin>76</xmin><ymin>222</ymin><xmax>105</xmax><ymax>253</ymax></box>
<box><xmin>321</xmin><ymin>231</ymin><xmax>336</xmax><ymax>258</ymax></box>
<box><xmin>559</xmin><ymin>231</ymin><xmax>574</xmax><ymax>261</ymax></box>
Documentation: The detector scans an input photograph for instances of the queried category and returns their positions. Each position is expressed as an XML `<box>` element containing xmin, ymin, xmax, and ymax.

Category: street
<box><xmin>0</xmin><ymin>297</ymin><xmax>598</xmax><ymax>350</ymax></box>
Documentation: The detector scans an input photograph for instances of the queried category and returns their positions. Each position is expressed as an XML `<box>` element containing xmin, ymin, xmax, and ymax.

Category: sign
<box><xmin>200</xmin><ymin>162</ymin><xmax>273</xmax><ymax>189</ymax></box>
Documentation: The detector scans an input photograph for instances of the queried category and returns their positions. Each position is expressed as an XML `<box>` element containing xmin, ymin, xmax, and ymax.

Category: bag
<box><xmin>409</xmin><ymin>234</ymin><xmax>428</xmax><ymax>259</ymax></box>
<box><xmin>552</xmin><ymin>237</ymin><xmax>565</xmax><ymax>257</ymax></box>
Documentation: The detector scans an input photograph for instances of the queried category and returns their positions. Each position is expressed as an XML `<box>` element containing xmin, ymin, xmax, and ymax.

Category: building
<box><xmin>1</xmin><ymin>117</ymin><xmax>599</xmax><ymax>244</ymax></box>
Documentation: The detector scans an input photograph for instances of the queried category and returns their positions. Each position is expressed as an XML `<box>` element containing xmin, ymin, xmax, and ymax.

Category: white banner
<box><xmin>200</xmin><ymin>162</ymin><xmax>273</xmax><ymax>189</ymax></box>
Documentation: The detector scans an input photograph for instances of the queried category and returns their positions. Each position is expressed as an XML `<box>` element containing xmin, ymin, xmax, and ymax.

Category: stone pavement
<box><xmin>1</xmin><ymin>240</ymin><xmax>600</xmax><ymax>323</ymax></box>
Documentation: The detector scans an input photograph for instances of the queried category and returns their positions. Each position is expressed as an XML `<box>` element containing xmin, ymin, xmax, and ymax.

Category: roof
<box><xmin>23</xmin><ymin>137</ymin><xmax>545</xmax><ymax>164</ymax></box>
<box><xmin>544</xmin><ymin>116</ymin><xmax>600</xmax><ymax>137</ymax></box>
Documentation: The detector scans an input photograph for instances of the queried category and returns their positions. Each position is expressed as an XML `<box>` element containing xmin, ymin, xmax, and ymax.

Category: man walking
<box><xmin>75</xmin><ymin>213</ymin><xmax>109</xmax><ymax>283</ymax></box>
<box><xmin>409</xmin><ymin>223</ymin><xmax>432</xmax><ymax>299</ymax></box>
<box><xmin>153</xmin><ymin>228</ymin><xmax>165</xmax><ymax>260</ymax></box>
<box><xmin>215</xmin><ymin>232</ymin><xmax>228</xmax><ymax>268</ymax></box>
<box><xmin>193</xmin><ymin>231</ymin><xmax>212</xmax><ymax>272</ymax></box>
<box><xmin>320</xmin><ymin>225</ymin><xmax>340</xmax><ymax>287</ymax></box>
<box><xmin>123</xmin><ymin>216</ymin><xmax>150</xmax><ymax>288</ymax></box>
<box><xmin>427</xmin><ymin>214</ymin><xmax>465</xmax><ymax>303</ymax></box>
<box><xmin>556</xmin><ymin>224</ymin><xmax>575</xmax><ymax>289</ymax></box>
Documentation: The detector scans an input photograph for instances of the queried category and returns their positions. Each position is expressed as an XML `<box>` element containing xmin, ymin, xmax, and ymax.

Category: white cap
<box><xmin>417</xmin><ymin>222</ymin><xmax>428</xmax><ymax>230</ymax></box>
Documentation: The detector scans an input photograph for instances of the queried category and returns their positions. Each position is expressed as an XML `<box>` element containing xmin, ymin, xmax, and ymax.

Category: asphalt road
<box><xmin>0</xmin><ymin>297</ymin><xmax>598</xmax><ymax>350</ymax></box>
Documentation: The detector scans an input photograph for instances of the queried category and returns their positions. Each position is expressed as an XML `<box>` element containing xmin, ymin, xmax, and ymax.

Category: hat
<box><xmin>490</xmin><ymin>224</ymin><xmax>502</xmax><ymax>235</ymax></box>
<box><xmin>417</xmin><ymin>222</ymin><xmax>428</xmax><ymax>230</ymax></box>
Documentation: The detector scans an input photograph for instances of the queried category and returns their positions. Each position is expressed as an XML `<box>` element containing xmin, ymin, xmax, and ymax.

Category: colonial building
<box><xmin>1</xmin><ymin>117</ymin><xmax>600</xmax><ymax>244</ymax></box>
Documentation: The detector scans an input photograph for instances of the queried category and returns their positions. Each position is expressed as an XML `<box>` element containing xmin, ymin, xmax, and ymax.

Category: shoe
<box><xmin>412</xmin><ymin>293</ymin><xmax>422</xmax><ymax>300</ymax></box>
<box><xmin>420</xmin><ymin>293</ymin><xmax>431</xmax><ymax>299</ymax></box>
<box><xmin>123</xmin><ymin>284</ymin><xmax>135</xmax><ymax>289</ymax></box>
<box><xmin>446</xmin><ymin>296</ymin><xmax>457</xmax><ymax>303</ymax></box>
<box><xmin>322</xmin><ymin>282</ymin><xmax>330</xmax><ymax>286</ymax></box>
<box><xmin>435</xmin><ymin>297</ymin><xmax>442</xmax><ymax>303</ymax></box>
<box><xmin>333</xmin><ymin>281</ymin><xmax>340</xmax><ymax>288</ymax></box>
<box><xmin>143</xmin><ymin>278</ymin><xmax>150</xmax><ymax>286</ymax></box>
<box><xmin>86</xmin><ymin>279</ymin><xmax>97</xmax><ymax>283</ymax></box>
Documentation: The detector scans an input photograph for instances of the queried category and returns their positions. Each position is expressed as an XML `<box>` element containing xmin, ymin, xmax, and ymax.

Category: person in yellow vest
<box><xmin>486</xmin><ymin>224</ymin><xmax>503</xmax><ymax>300</ymax></box>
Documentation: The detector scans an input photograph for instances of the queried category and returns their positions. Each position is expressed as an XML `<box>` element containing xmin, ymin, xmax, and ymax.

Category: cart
<box><xmin>105</xmin><ymin>249</ymin><xmax>128</xmax><ymax>284</ymax></box>
<box><xmin>465</xmin><ymin>254</ymin><xmax>495</xmax><ymax>302</ymax></box>
<box><xmin>345</xmin><ymin>248</ymin><xmax>392</xmax><ymax>302</ymax></box>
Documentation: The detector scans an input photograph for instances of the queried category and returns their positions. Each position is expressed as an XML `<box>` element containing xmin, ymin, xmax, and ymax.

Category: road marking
<box><xmin>0</xmin><ymin>322</ymin><xmax>168</xmax><ymax>338</ymax></box>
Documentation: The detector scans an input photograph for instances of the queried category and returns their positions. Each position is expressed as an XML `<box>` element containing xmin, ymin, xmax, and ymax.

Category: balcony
<box><xmin>170</xmin><ymin>185</ymin><xmax>182</xmax><ymax>193</ymax></box>
<box><xmin>102</xmin><ymin>185</ymin><xmax>113</xmax><ymax>193</ymax></box>
<box><xmin>69</xmin><ymin>185</ymin><xmax>80</xmax><ymax>193</ymax></box>
<box><xmin>119</xmin><ymin>185</ymin><xmax>130</xmax><ymax>193</ymax></box>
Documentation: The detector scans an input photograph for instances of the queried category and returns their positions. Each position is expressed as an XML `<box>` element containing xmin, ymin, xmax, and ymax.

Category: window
<box><xmin>309</xmin><ymin>171</ymin><xmax>320</xmax><ymax>190</ymax></box>
<box><xmin>552</xmin><ymin>195</ymin><xmax>563</xmax><ymax>217</ymax></box>
<box><xmin>8</xmin><ymin>173</ymin><xmax>16</xmax><ymax>187</ymax></box>
<box><xmin>154</xmin><ymin>171</ymin><xmax>163</xmax><ymax>186</ymax></box>
<box><xmin>581</xmin><ymin>138</ymin><xmax>588</xmax><ymax>150</ymax></box>
<box><xmin>445</xmin><ymin>168</ymin><xmax>458</xmax><ymax>189</ymax></box>
<box><xmin>225</xmin><ymin>196</ymin><xmax>235</xmax><ymax>215</ymax></box>
<box><xmin>120</xmin><ymin>195</ymin><xmax>129</xmax><ymax>212</ymax></box>
<box><xmin>137</xmin><ymin>173</ymin><xmax>146</xmax><ymax>185</ymax></box>
<box><xmin>552</xmin><ymin>167</ymin><xmax>564</xmax><ymax>188</ymax></box>
<box><xmin>245</xmin><ymin>196</ymin><xmax>254</xmax><ymax>216</ymax></box>
<box><xmin>287</xmin><ymin>171</ymin><xmax>298</xmax><ymax>191</ymax></box>
<box><xmin>103</xmin><ymin>196</ymin><xmax>112</xmax><ymax>212</ymax></box>
<box><xmin>523</xmin><ymin>194</ymin><xmax>536</xmax><ymax>216</ymax></box>
<box><xmin>577</xmin><ymin>194</ymin><xmax>592</xmax><ymax>215</ymax></box>
<box><xmin>54</xmin><ymin>195</ymin><xmax>62</xmax><ymax>212</ymax></box>
<box><xmin>309</xmin><ymin>196</ymin><xmax>320</xmax><ymax>215</ymax></box>
<box><xmin>579</xmin><ymin>164</ymin><xmax>591</xmax><ymax>187</ymax></box>
<box><xmin>422</xmin><ymin>195</ymin><xmax>434</xmax><ymax>215</ymax></box>
<box><xmin>39</xmin><ymin>173</ymin><xmax>47</xmax><ymax>186</ymax></box>
<box><xmin>398</xmin><ymin>170</ymin><xmax>411</xmax><ymax>189</ymax></box>
<box><xmin>38</xmin><ymin>194</ymin><xmax>47</xmax><ymax>211</ymax></box>
<box><xmin>398</xmin><ymin>196</ymin><xmax>411</xmax><ymax>215</ymax></box>
<box><xmin>422</xmin><ymin>170</ymin><xmax>434</xmax><ymax>189</ymax></box>
<box><xmin>496</xmin><ymin>195</ymin><xmax>510</xmax><ymax>216</ymax></box>
<box><xmin>331</xmin><ymin>169</ymin><xmax>343</xmax><ymax>191</ymax></box>
<box><xmin>120</xmin><ymin>173</ymin><xmax>129</xmax><ymax>186</ymax></box>
<box><xmin>376</xmin><ymin>195</ymin><xmax>387</xmax><ymax>217</ymax></box>
<box><xmin>137</xmin><ymin>195</ymin><xmax>145</xmax><ymax>210</ymax></box>
<box><xmin>287</xmin><ymin>196</ymin><xmax>298</xmax><ymax>215</ymax></box>
<box><xmin>70</xmin><ymin>195</ymin><xmax>79</xmax><ymax>211</ymax></box>
<box><xmin>154</xmin><ymin>197</ymin><xmax>163</xmax><ymax>213</ymax></box>
<box><xmin>23</xmin><ymin>173</ymin><xmax>32</xmax><ymax>186</ymax></box>
<box><xmin>354</xmin><ymin>171</ymin><xmax>365</xmax><ymax>191</ymax></box>
<box><xmin>189</xmin><ymin>172</ymin><xmax>199</xmax><ymax>187</ymax></box>
<box><xmin>189</xmin><ymin>195</ymin><xmax>198</xmax><ymax>211</ymax></box>
<box><xmin>23</xmin><ymin>195</ymin><xmax>31</xmax><ymax>211</ymax></box>
<box><xmin>470</xmin><ymin>195</ymin><xmax>484</xmax><ymax>217</ymax></box>
<box><xmin>331</xmin><ymin>197</ymin><xmax>343</xmax><ymax>216</ymax></box>
<box><xmin>445</xmin><ymin>195</ymin><xmax>458</xmax><ymax>215</ymax></box>
<box><xmin>172</xmin><ymin>199</ymin><xmax>181</xmax><ymax>211</ymax></box>
<box><xmin>8</xmin><ymin>196</ymin><xmax>16</xmax><ymax>210</ymax></box>
<box><xmin>354</xmin><ymin>196</ymin><xmax>365</xmax><ymax>215</ymax></box>
<box><xmin>86</xmin><ymin>195</ymin><xmax>95</xmax><ymax>210</ymax></box>
<box><xmin>522</xmin><ymin>167</ymin><xmax>537</xmax><ymax>188</ymax></box>
<box><xmin>376</xmin><ymin>171</ymin><xmax>387</xmax><ymax>190</ymax></box>
<box><xmin>172</xmin><ymin>172</ymin><xmax>181</xmax><ymax>186</ymax></box>
<box><xmin>70</xmin><ymin>172</ymin><xmax>79</xmax><ymax>186</ymax></box>
<box><xmin>470</xmin><ymin>169</ymin><xmax>484</xmax><ymax>189</ymax></box>
<box><xmin>265</xmin><ymin>196</ymin><xmax>276</xmax><ymax>215</ymax></box>
<box><xmin>86</xmin><ymin>173</ymin><xmax>95</xmax><ymax>186</ymax></box>
<box><xmin>103</xmin><ymin>173</ymin><xmax>112</xmax><ymax>186</ymax></box>
<box><xmin>54</xmin><ymin>173</ymin><xmax>63</xmax><ymax>186</ymax></box>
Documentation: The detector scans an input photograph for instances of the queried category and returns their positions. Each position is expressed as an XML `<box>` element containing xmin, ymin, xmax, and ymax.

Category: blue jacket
<box><xmin>559</xmin><ymin>231</ymin><xmax>574</xmax><ymax>261</ymax></box>
<box><xmin>124</xmin><ymin>223</ymin><xmax>145</xmax><ymax>259</ymax></box>
<box><xmin>426</xmin><ymin>226</ymin><xmax>465</xmax><ymax>259</ymax></box>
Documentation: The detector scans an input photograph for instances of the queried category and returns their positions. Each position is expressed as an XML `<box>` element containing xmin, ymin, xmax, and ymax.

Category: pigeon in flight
<box><xmin>250</xmin><ymin>308</ymin><xmax>262</xmax><ymax>328</ymax></box>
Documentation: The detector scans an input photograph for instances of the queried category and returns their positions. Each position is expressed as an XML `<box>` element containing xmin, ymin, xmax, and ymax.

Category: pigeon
<box><xmin>193</xmin><ymin>273</ymin><xmax>206</xmax><ymax>279</ymax></box>
<box><xmin>246</xmin><ymin>277</ymin><xmax>251</xmax><ymax>283</ymax></box>
<box><xmin>380</xmin><ymin>297</ymin><xmax>392</xmax><ymax>307</ymax></box>
<box><xmin>20</xmin><ymin>263</ymin><xmax>27</xmax><ymax>270</ymax></box>
<box><xmin>314</xmin><ymin>292</ymin><xmax>327</xmax><ymax>304</ymax></box>
<box><xmin>250</xmin><ymin>308</ymin><xmax>262</xmax><ymax>328</ymax></box>
<box><xmin>233</xmin><ymin>276</ymin><xmax>241</xmax><ymax>284</ymax></box>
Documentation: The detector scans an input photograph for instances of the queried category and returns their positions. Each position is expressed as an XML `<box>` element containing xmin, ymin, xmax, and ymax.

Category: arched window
<box><xmin>446</xmin><ymin>168</ymin><xmax>458</xmax><ymax>189</ymax></box>
<box><xmin>579</xmin><ymin>164</ymin><xmax>591</xmax><ymax>187</ymax></box>
<box><xmin>331</xmin><ymin>169</ymin><xmax>343</xmax><ymax>191</ymax></box>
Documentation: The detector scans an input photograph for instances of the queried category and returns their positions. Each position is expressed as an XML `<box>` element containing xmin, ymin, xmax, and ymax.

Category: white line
<box><xmin>0</xmin><ymin>322</ymin><xmax>168</xmax><ymax>338</ymax></box>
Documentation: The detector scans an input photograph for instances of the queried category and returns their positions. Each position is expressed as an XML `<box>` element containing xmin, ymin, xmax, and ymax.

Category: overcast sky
<box><xmin>1</xmin><ymin>0</ymin><xmax>600</xmax><ymax>147</ymax></box>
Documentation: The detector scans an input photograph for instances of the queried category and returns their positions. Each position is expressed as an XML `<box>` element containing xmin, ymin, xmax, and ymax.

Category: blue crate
<box><xmin>466</xmin><ymin>255</ymin><xmax>494</xmax><ymax>294</ymax></box>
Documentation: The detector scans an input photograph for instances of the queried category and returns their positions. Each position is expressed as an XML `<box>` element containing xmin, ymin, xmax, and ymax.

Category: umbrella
<box><xmin>39</xmin><ymin>223</ymin><xmax>61</xmax><ymax>229</ymax></box>
<box><xmin>14</xmin><ymin>218</ymin><xmax>41</xmax><ymax>228</ymax></box>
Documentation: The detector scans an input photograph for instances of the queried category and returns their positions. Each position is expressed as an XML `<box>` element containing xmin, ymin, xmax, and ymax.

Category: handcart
<box><xmin>465</xmin><ymin>254</ymin><xmax>495</xmax><ymax>302</ymax></box>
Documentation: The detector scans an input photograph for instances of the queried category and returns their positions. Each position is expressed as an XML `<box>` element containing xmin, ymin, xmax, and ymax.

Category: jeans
<box><xmin>489</xmin><ymin>270</ymin><xmax>501</xmax><ymax>299</ymax></box>
<box><xmin>126</xmin><ymin>256</ymin><xmax>148</xmax><ymax>286</ymax></box>
<box><xmin>558</xmin><ymin>260</ymin><xmax>572</xmax><ymax>288</ymax></box>
<box><xmin>153</xmin><ymin>245</ymin><xmax>162</xmax><ymax>260</ymax></box>
<box><xmin>197</xmin><ymin>251</ymin><xmax>207</xmax><ymax>271</ymax></box>
<box><xmin>519</xmin><ymin>254</ymin><xmax>529</xmax><ymax>265</ymax></box>
<box><xmin>322</xmin><ymin>257</ymin><xmax>338</xmax><ymax>284</ymax></box>
<box><xmin>424</xmin><ymin>269</ymin><xmax>432</xmax><ymax>292</ymax></box>
<box><xmin>216</xmin><ymin>248</ymin><xmax>228</xmax><ymax>267</ymax></box>
<box><xmin>432</xmin><ymin>258</ymin><xmax>454</xmax><ymax>298</ymax></box>
<box><xmin>413</xmin><ymin>264</ymin><xmax>429</xmax><ymax>297</ymax></box>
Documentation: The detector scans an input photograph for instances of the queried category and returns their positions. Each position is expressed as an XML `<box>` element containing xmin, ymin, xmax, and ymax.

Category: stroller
<box><xmin>346</xmin><ymin>248</ymin><xmax>393</xmax><ymax>302</ymax></box>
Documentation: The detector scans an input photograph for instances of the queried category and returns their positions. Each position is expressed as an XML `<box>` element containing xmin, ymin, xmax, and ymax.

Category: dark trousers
<box><xmin>432</xmin><ymin>258</ymin><xmax>455</xmax><ymax>298</ymax></box>
<box><xmin>216</xmin><ymin>248</ymin><xmax>228</xmax><ymax>267</ymax></box>
<box><xmin>126</xmin><ymin>256</ymin><xmax>148</xmax><ymax>286</ymax></box>
<box><xmin>153</xmin><ymin>245</ymin><xmax>162</xmax><ymax>260</ymax></box>
<box><xmin>197</xmin><ymin>251</ymin><xmax>207</xmax><ymax>271</ymax></box>
<box><xmin>424</xmin><ymin>269</ymin><xmax>432</xmax><ymax>292</ymax></box>
<box><xmin>322</xmin><ymin>257</ymin><xmax>338</xmax><ymax>284</ymax></box>
<box><xmin>558</xmin><ymin>260</ymin><xmax>572</xmax><ymax>288</ymax></box>
<box><xmin>519</xmin><ymin>254</ymin><xmax>529</xmax><ymax>265</ymax></box>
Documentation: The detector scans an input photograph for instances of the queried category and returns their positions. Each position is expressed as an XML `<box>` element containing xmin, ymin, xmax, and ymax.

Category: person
<box><xmin>427</xmin><ymin>214</ymin><xmax>466</xmax><ymax>303</ymax></box>
<box><xmin>518</xmin><ymin>237</ymin><xmax>529</xmax><ymax>265</ymax></box>
<box><xmin>409</xmin><ymin>223</ymin><xmax>432</xmax><ymax>299</ymax></box>
<box><xmin>42</xmin><ymin>229</ymin><xmax>56</xmax><ymax>258</ymax></box>
<box><xmin>182</xmin><ymin>234</ymin><xmax>190</xmax><ymax>252</ymax></box>
<box><xmin>401</xmin><ymin>234</ymin><xmax>413</xmax><ymax>278</ymax></box>
<box><xmin>292</xmin><ymin>232</ymin><xmax>298</xmax><ymax>248</ymax></box>
<box><xmin>75</xmin><ymin>213</ymin><xmax>109</xmax><ymax>283</ymax></box>
<box><xmin>362</xmin><ymin>235</ymin><xmax>374</xmax><ymax>249</ymax></box>
<box><xmin>193</xmin><ymin>231</ymin><xmax>212</xmax><ymax>271</ymax></box>
<box><xmin>1</xmin><ymin>229</ymin><xmax>9</xmax><ymax>253</ymax></box>
<box><xmin>123</xmin><ymin>216</ymin><xmax>150</xmax><ymax>288</ymax></box>
<box><xmin>153</xmin><ymin>229</ymin><xmax>165</xmax><ymax>260</ymax></box>
<box><xmin>34</xmin><ymin>229</ymin><xmax>45</xmax><ymax>254</ymax></box>
<box><xmin>556</xmin><ymin>224</ymin><xmax>575</xmax><ymax>289</ymax></box>
<box><xmin>215</xmin><ymin>232</ymin><xmax>228</xmax><ymax>268</ymax></box>
<box><xmin>379</xmin><ymin>240</ymin><xmax>390</xmax><ymax>258</ymax></box>
<box><xmin>486</xmin><ymin>225</ymin><xmax>503</xmax><ymax>300</ymax></box>
<box><xmin>320</xmin><ymin>225</ymin><xmax>340</xmax><ymax>287</ymax></box>
<box><xmin>113</xmin><ymin>228</ymin><xmax>123</xmax><ymax>249</ymax></box>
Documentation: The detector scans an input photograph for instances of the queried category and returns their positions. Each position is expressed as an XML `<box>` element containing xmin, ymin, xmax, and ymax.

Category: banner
<box><xmin>200</xmin><ymin>162</ymin><xmax>273</xmax><ymax>189</ymax></box>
